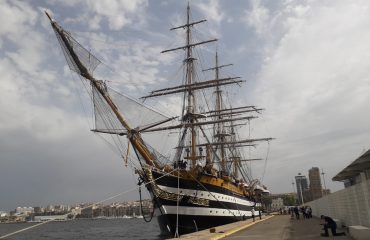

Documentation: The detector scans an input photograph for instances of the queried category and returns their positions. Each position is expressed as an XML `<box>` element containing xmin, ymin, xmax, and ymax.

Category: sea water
<box><xmin>0</xmin><ymin>218</ymin><xmax>165</xmax><ymax>240</ymax></box>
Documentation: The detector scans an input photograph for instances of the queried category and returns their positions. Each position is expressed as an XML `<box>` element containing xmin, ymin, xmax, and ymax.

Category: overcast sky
<box><xmin>1</xmin><ymin>0</ymin><xmax>370</xmax><ymax>211</ymax></box>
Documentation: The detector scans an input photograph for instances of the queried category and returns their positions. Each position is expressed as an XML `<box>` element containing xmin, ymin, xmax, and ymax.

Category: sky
<box><xmin>1</xmin><ymin>0</ymin><xmax>370</xmax><ymax>211</ymax></box>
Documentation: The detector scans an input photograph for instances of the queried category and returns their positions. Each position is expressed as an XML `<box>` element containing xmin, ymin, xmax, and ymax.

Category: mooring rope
<box><xmin>174</xmin><ymin>164</ymin><xmax>180</xmax><ymax>238</ymax></box>
<box><xmin>0</xmin><ymin>221</ymin><xmax>52</xmax><ymax>239</ymax></box>
<box><xmin>0</xmin><ymin>168</ymin><xmax>177</xmax><ymax>239</ymax></box>
<box><xmin>138</xmin><ymin>184</ymin><xmax>155</xmax><ymax>223</ymax></box>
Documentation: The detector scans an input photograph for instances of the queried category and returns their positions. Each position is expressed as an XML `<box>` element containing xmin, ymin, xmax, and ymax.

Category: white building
<box><xmin>16</xmin><ymin>207</ymin><xmax>34</xmax><ymax>215</ymax></box>
<box><xmin>34</xmin><ymin>215</ymin><xmax>68</xmax><ymax>222</ymax></box>
<box><xmin>0</xmin><ymin>211</ymin><xmax>8</xmax><ymax>217</ymax></box>
<box><xmin>271</xmin><ymin>197</ymin><xmax>284</xmax><ymax>211</ymax></box>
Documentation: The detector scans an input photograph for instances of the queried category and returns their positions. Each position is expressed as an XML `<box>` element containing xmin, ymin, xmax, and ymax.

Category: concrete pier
<box><xmin>169</xmin><ymin>215</ymin><xmax>273</xmax><ymax>240</ymax></box>
<box><xmin>172</xmin><ymin>214</ymin><xmax>352</xmax><ymax>239</ymax></box>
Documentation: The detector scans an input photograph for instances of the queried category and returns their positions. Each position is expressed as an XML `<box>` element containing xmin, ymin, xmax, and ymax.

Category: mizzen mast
<box><xmin>203</xmin><ymin>52</ymin><xmax>233</xmax><ymax>173</ymax></box>
<box><xmin>202</xmin><ymin>52</ymin><xmax>273</xmax><ymax>179</ymax></box>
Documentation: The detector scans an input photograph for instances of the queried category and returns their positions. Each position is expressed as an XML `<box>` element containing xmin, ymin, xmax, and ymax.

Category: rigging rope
<box><xmin>260</xmin><ymin>141</ymin><xmax>271</xmax><ymax>183</ymax></box>
<box><xmin>138</xmin><ymin>183</ymin><xmax>155</xmax><ymax>223</ymax></box>
<box><xmin>174</xmin><ymin>164</ymin><xmax>180</xmax><ymax>238</ymax></box>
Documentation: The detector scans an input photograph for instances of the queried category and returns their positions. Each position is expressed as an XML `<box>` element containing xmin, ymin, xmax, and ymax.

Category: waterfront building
<box><xmin>70</xmin><ymin>207</ymin><xmax>81</xmax><ymax>216</ymax></box>
<box><xmin>0</xmin><ymin>211</ymin><xmax>8</xmax><ymax>217</ymax></box>
<box><xmin>271</xmin><ymin>197</ymin><xmax>284</xmax><ymax>211</ymax></box>
<box><xmin>295</xmin><ymin>173</ymin><xmax>309</xmax><ymax>204</ymax></box>
<box><xmin>308</xmin><ymin>167</ymin><xmax>323</xmax><ymax>200</ymax></box>
<box><xmin>15</xmin><ymin>207</ymin><xmax>34</xmax><ymax>215</ymax></box>
<box><xmin>33</xmin><ymin>206</ymin><xmax>42</xmax><ymax>214</ymax></box>
<box><xmin>34</xmin><ymin>215</ymin><xmax>68</xmax><ymax>222</ymax></box>
<box><xmin>45</xmin><ymin>205</ymin><xmax>54</xmax><ymax>212</ymax></box>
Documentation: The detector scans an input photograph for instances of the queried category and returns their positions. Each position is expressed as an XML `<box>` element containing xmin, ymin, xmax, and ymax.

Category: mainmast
<box><xmin>159</xmin><ymin>4</ymin><xmax>217</xmax><ymax>169</ymax></box>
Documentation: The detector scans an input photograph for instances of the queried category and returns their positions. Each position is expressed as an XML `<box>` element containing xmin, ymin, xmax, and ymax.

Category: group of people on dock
<box><xmin>287</xmin><ymin>206</ymin><xmax>346</xmax><ymax>237</ymax></box>
<box><xmin>289</xmin><ymin>206</ymin><xmax>312</xmax><ymax>220</ymax></box>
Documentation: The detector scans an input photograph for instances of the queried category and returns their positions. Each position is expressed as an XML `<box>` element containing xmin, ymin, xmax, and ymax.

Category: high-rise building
<box><xmin>309</xmin><ymin>167</ymin><xmax>323</xmax><ymax>200</ymax></box>
<box><xmin>295</xmin><ymin>173</ymin><xmax>308</xmax><ymax>204</ymax></box>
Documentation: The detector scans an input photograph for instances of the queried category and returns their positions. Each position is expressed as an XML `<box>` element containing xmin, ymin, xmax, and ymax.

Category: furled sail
<box><xmin>51</xmin><ymin>21</ymin><xmax>101</xmax><ymax>75</ymax></box>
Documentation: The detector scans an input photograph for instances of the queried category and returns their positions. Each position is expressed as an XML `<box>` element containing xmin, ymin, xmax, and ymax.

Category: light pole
<box><xmin>299</xmin><ymin>180</ymin><xmax>305</xmax><ymax>205</ymax></box>
<box><xmin>292</xmin><ymin>181</ymin><xmax>297</xmax><ymax>205</ymax></box>
<box><xmin>321</xmin><ymin>168</ymin><xmax>327</xmax><ymax>196</ymax></box>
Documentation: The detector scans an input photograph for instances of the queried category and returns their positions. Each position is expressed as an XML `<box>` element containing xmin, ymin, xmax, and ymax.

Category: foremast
<box><xmin>45</xmin><ymin>12</ymin><xmax>160</xmax><ymax>169</ymax></box>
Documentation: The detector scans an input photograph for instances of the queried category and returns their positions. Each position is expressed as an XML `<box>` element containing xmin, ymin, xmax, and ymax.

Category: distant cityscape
<box><xmin>0</xmin><ymin>200</ymin><xmax>152</xmax><ymax>223</ymax></box>
<box><xmin>267</xmin><ymin>166</ymin><xmax>332</xmax><ymax>212</ymax></box>
<box><xmin>0</xmin><ymin>166</ymin><xmax>332</xmax><ymax>223</ymax></box>
<box><xmin>294</xmin><ymin>167</ymin><xmax>331</xmax><ymax>204</ymax></box>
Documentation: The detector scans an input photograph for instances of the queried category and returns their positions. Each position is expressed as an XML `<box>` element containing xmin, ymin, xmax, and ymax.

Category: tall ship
<box><xmin>45</xmin><ymin>4</ymin><xmax>272</xmax><ymax>237</ymax></box>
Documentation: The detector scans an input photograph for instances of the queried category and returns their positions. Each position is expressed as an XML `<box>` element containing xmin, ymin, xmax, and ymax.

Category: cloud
<box><xmin>0</xmin><ymin>1</ymin><xmax>38</xmax><ymax>36</ymax></box>
<box><xmin>56</xmin><ymin>0</ymin><xmax>148</xmax><ymax>30</ymax></box>
<box><xmin>194</xmin><ymin>0</ymin><xmax>224</xmax><ymax>25</ymax></box>
<box><xmin>249</xmin><ymin>0</ymin><xmax>370</xmax><ymax>191</ymax></box>
<box><xmin>85</xmin><ymin>0</ymin><xmax>148</xmax><ymax>30</ymax></box>
<box><xmin>243</xmin><ymin>0</ymin><xmax>271</xmax><ymax>36</ymax></box>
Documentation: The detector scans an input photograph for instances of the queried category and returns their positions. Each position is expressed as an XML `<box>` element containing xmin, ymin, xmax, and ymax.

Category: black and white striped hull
<box><xmin>146</xmin><ymin>170</ymin><xmax>257</xmax><ymax>236</ymax></box>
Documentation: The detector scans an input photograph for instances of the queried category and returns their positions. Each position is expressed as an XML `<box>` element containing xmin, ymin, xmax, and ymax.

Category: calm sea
<box><xmin>0</xmin><ymin>218</ymin><xmax>166</xmax><ymax>240</ymax></box>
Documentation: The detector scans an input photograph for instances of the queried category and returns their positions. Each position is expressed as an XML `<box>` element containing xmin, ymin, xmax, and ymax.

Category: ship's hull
<box><xmin>156</xmin><ymin>211</ymin><xmax>244</xmax><ymax>235</ymax></box>
<box><xmin>145</xmin><ymin>170</ymin><xmax>256</xmax><ymax>236</ymax></box>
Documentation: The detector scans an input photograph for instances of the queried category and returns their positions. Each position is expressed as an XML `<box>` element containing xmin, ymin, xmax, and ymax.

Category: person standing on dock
<box><xmin>293</xmin><ymin>206</ymin><xmax>300</xmax><ymax>220</ymax></box>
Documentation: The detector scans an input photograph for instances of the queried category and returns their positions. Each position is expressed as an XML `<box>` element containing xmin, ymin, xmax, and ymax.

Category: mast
<box><xmin>45</xmin><ymin>12</ymin><xmax>159</xmax><ymax>168</ymax></box>
<box><xmin>185</xmin><ymin>3</ymin><xmax>197</xmax><ymax>169</ymax></box>
<box><xmin>213</xmin><ymin>52</ymin><xmax>226</xmax><ymax>172</ymax></box>
<box><xmin>203</xmin><ymin>52</ymin><xmax>234</xmax><ymax>174</ymax></box>
<box><xmin>159</xmin><ymin>4</ymin><xmax>217</xmax><ymax>170</ymax></box>
<box><xmin>202</xmin><ymin>51</ymin><xmax>274</xmax><ymax>180</ymax></box>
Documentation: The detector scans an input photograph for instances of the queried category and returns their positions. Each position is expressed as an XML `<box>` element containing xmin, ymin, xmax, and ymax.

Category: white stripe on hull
<box><xmin>157</xmin><ymin>185</ymin><xmax>255</xmax><ymax>206</ymax></box>
<box><xmin>160</xmin><ymin>205</ymin><xmax>253</xmax><ymax>217</ymax></box>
